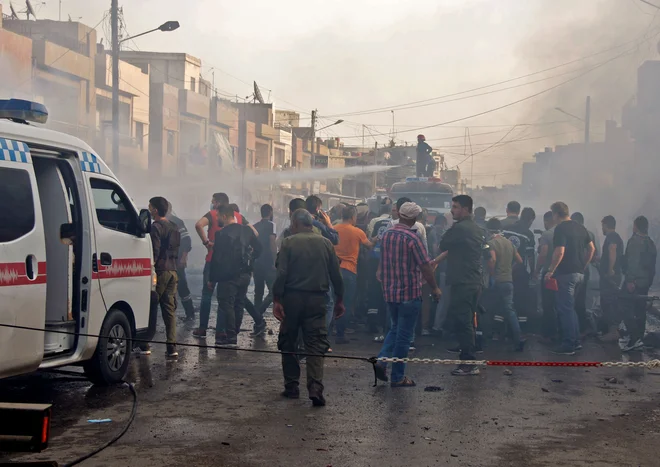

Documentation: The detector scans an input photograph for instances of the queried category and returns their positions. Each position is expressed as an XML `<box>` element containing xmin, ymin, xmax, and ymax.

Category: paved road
<box><xmin>2</xmin><ymin>272</ymin><xmax>660</xmax><ymax>467</ymax></box>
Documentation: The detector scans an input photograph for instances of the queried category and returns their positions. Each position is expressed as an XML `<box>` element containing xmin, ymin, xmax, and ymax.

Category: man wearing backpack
<box><xmin>149</xmin><ymin>196</ymin><xmax>181</xmax><ymax>358</ymax></box>
<box><xmin>209</xmin><ymin>205</ymin><xmax>262</xmax><ymax>347</ymax></box>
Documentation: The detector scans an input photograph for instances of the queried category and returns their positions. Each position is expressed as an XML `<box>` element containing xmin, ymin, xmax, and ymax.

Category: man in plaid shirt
<box><xmin>374</xmin><ymin>202</ymin><xmax>441</xmax><ymax>387</ymax></box>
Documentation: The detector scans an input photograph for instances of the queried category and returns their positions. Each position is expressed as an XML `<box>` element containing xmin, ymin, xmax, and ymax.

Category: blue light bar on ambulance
<box><xmin>0</xmin><ymin>99</ymin><xmax>49</xmax><ymax>124</ymax></box>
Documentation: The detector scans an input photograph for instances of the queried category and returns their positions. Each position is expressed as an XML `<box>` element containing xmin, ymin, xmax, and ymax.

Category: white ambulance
<box><xmin>0</xmin><ymin>99</ymin><xmax>155</xmax><ymax>385</ymax></box>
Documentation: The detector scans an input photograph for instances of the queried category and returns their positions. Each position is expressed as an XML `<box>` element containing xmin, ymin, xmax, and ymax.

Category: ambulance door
<box><xmin>0</xmin><ymin>138</ymin><xmax>47</xmax><ymax>378</ymax></box>
<box><xmin>86</xmin><ymin>173</ymin><xmax>151</xmax><ymax>332</ymax></box>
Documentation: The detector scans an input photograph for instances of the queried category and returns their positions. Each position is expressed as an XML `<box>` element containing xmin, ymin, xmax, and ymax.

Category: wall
<box><xmin>0</xmin><ymin>28</ymin><xmax>33</xmax><ymax>98</ymax></box>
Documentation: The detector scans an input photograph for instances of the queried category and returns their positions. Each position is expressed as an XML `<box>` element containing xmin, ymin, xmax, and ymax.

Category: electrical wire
<box><xmin>62</xmin><ymin>382</ymin><xmax>137</xmax><ymax>467</ymax></box>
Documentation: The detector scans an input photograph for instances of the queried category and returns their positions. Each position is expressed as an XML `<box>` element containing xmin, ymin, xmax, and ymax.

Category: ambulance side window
<box><xmin>0</xmin><ymin>167</ymin><xmax>36</xmax><ymax>243</ymax></box>
<box><xmin>90</xmin><ymin>178</ymin><xmax>138</xmax><ymax>235</ymax></box>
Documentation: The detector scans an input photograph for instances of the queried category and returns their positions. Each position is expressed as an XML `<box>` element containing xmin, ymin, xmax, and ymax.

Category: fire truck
<box><xmin>389</xmin><ymin>177</ymin><xmax>454</xmax><ymax>223</ymax></box>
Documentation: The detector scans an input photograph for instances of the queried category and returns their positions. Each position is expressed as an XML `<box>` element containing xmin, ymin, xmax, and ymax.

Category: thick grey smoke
<box><xmin>507</xmin><ymin>0</ymin><xmax>660</xmax><ymax>239</ymax></box>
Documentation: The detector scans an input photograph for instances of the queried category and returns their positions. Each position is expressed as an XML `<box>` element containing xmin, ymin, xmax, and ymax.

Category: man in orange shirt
<box><xmin>334</xmin><ymin>205</ymin><xmax>374</xmax><ymax>344</ymax></box>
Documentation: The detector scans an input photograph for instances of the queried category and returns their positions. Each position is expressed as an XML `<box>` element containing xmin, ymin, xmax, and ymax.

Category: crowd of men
<box><xmin>143</xmin><ymin>190</ymin><xmax>658</xmax><ymax>406</ymax></box>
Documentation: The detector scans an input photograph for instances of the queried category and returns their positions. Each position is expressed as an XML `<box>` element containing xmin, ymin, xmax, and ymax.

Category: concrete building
<box><xmin>0</xmin><ymin>6</ymin><xmax>33</xmax><ymax>99</ymax></box>
<box><xmin>233</xmin><ymin>102</ymin><xmax>276</xmax><ymax>169</ymax></box>
<box><xmin>2</xmin><ymin>17</ymin><xmax>98</xmax><ymax>142</ymax></box>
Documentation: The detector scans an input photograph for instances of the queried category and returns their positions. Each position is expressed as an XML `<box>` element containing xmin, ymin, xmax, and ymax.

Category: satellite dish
<box><xmin>253</xmin><ymin>81</ymin><xmax>265</xmax><ymax>105</ymax></box>
<box><xmin>26</xmin><ymin>0</ymin><xmax>37</xmax><ymax>19</ymax></box>
<box><xmin>9</xmin><ymin>2</ymin><xmax>19</xmax><ymax>19</ymax></box>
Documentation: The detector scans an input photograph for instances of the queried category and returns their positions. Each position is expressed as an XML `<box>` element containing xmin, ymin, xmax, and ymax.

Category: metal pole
<box><xmin>310</xmin><ymin>109</ymin><xmax>316</xmax><ymax>168</ymax></box>
<box><xmin>373</xmin><ymin>141</ymin><xmax>378</xmax><ymax>193</ymax></box>
<box><xmin>584</xmin><ymin>95</ymin><xmax>591</xmax><ymax>146</ymax></box>
<box><xmin>111</xmin><ymin>0</ymin><xmax>120</xmax><ymax>174</ymax></box>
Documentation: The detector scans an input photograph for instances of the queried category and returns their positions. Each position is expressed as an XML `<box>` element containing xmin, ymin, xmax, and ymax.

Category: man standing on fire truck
<box><xmin>416</xmin><ymin>134</ymin><xmax>434</xmax><ymax>177</ymax></box>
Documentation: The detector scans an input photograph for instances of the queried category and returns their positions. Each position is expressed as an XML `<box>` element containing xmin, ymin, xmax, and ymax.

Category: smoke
<box><xmin>505</xmin><ymin>0</ymin><xmax>660</xmax><ymax>239</ymax></box>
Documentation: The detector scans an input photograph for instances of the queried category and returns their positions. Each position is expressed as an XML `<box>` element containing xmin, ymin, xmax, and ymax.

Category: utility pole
<box><xmin>111</xmin><ymin>0</ymin><xmax>120</xmax><ymax>174</ymax></box>
<box><xmin>310</xmin><ymin>109</ymin><xmax>316</xmax><ymax>168</ymax></box>
<box><xmin>373</xmin><ymin>141</ymin><xmax>378</xmax><ymax>193</ymax></box>
<box><xmin>584</xmin><ymin>95</ymin><xmax>591</xmax><ymax>146</ymax></box>
<box><xmin>362</xmin><ymin>124</ymin><xmax>365</xmax><ymax>150</ymax></box>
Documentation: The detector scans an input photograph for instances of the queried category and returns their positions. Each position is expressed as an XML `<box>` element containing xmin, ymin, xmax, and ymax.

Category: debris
<box><xmin>606</xmin><ymin>377</ymin><xmax>619</xmax><ymax>384</ymax></box>
<box><xmin>424</xmin><ymin>386</ymin><xmax>444</xmax><ymax>392</ymax></box>
<box><xmin>541</xmin><ymin>388</ymin><xmax>550</xmax><ymax>393</ymax></box>
<box><xmin>503</xmin><ymin>369</ymin><xmax>513</xmax><ymax>376</ymax></box>
<box><xmin>316</xmin><ymin>448</ymin><xmax>328</xmax><ymax>452</ymax></box>
<box><xmin>286</xmin><ymin>424</ymin><xmax>293</xmax><ymax>427</ymax></box>
<box><xmin>551</xmin><ymin>379</ymin><xmax>563</xmax><ymax>383</ymax></box>
<box><xmin>268</xmin><ymin>329</ymin><xmax>274</xmax><ymax>335</ymax></box>
<box><xmin>87</xmin><ymin>419</ymin><xmax>112</xmax><ymax>423</ymax></box>
<box><xmin>451</xmin><ymin>454</ymin><xmax>458</xmax><ymax>458</ymax></box>
<box><xmin>221</xmin><ymin>442</ymin><xmax>230</xmax><ymax>446</ymax></box>
<box><xmin>629</xmin><ymin>388</ymin><xmax>637</xmax><ymax>393</ymax></box>
<box><xmin>410</xmin><ymin>441</ymin><xmax>415</xmax><ymax>444</ymax></box>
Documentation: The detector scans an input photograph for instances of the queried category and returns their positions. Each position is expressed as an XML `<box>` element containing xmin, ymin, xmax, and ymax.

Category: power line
<box><xmin>639</xmin><ymin>0</ymin><xmax>660</xmax><ymax>10</ymax></box>
<box><xmin>381</xmin><ymin>35</ymin><xmax>659</xmax><ymax>138</ymax></box>
<box><xmin>322</xmin><ymin>31</ymin><xmax>658</xmax><ymax>119</ymax></box>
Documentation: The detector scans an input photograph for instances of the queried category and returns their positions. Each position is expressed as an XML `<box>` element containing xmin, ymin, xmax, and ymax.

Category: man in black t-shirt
<box><xmin>252</xmin><ymin>204</ymin><xmax>278</xmax><ymax>336</ymax></box>
<box><xmin>545</xmin><ymin>202</ymin><xmax>595</xmax><ymax>355</ymax></box>
<box><xmin>599</xmin><ymin>215</ymin><xmax>624</xmax><ymax>334</ymax></box>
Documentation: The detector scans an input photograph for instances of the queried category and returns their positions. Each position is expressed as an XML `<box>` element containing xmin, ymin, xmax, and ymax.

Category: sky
<box><xmin>14</xmin><ymin>0</ymin><xmax>660</xmax><ymax>186</ymax></box>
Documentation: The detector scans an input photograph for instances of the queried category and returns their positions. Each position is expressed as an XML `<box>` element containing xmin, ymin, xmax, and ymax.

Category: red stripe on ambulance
<box><xmin>0</xmin><ymin>262</ymin><xmax>47</xmax><ymax>287</ymax></box>
<box><xmin>92</xmin><ymin>257</ymin><xmax>151</xmax><ymax>280</ymax></box>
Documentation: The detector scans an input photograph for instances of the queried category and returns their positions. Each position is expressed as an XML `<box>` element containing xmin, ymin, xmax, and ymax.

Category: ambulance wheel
<box><xmin>84</xmin><ymin>309</ymin><xmax>132</xmax><ymax>385</ymax></box>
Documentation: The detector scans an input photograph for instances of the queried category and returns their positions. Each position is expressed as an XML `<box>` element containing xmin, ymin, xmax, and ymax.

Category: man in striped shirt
<box><xmin>374</xmin><ymin>202</ymin><xmax>441</xmax><ymax>388</ymax></box>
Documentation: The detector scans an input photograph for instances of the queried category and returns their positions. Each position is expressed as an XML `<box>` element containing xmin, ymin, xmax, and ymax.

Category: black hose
<box><xmin>62</xmin><ymin>382</ymin><xmax>137</xmax><ymax>467</ymax></box>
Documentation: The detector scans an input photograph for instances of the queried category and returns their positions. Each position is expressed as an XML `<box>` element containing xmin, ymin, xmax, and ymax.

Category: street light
<box><xmin>111</xmin><ymin>5</ymin><xmax>180</xmax><ymax>173</ymax></box>
<box><xmin>310</xmin><ymin>118</ymin><xmax>343</xmax><ymax>167</ymax></box>
<box><xmin>316</xmin><ymin>119</ymin><xmax>344</xmax><ymax>132</ymax></box>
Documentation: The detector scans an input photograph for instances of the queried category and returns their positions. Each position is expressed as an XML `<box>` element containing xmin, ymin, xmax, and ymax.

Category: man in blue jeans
<box><xmin>545</xmin><ymin>202</ymin><xmax>595</xmax><ymax>355</ymax></box>
<box><xmin>486</xmin><ymin>218</ymin><xmax>525</xmax><ymax>351</ymax></box>
<box><xmin>374</xmin><ymin>202</ymin><xmax>441</xmax><ymax>387</ymax></box>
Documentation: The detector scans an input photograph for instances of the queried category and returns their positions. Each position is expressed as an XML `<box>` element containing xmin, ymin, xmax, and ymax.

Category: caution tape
<box><xmin>376</xmin><ymin>357</ymin><xmax>660</xmax><ymax>369</ymax></box>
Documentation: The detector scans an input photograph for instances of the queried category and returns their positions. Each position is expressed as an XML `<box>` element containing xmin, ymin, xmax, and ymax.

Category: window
<box><xmin>0</xmin><ymin>167</ymin><xmax>35</xmax><ymax>243</ymax></box>
<box><xmin>166</xmin><ymin>130</ymin><xmax>175</xmax><ymax>156</ymax></box>
<box><xmin>190</xmin><ymin>77</ymin><xmax>196</xmax><ymax>92</ymax></box>
<box><xmin>90</xmin><ymin>178</ymin><xmax>138</xmax><ymax>235</ymax></box>
<box><xmin>135</xmin><ymin>122</ymin><xmax>144</xmax><ymax>151</ymax></box>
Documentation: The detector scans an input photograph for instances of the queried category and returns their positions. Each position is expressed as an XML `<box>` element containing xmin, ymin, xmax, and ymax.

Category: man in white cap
<box><xmin>373</xmin><ymin>202</ymin><xmax>441</xmax><ymax>388</ymax></box>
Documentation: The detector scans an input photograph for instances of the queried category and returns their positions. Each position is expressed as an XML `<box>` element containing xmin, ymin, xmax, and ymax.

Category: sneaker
<box><xmin>217</xmin><ymin>337</ymin><xmax>238</xmax><ymax>348</ymax></box>
<box><xmin>281</xmin><ymin>385</ymin><xmax>300</xmax><ymax>399</ymax></box>
<box><xmin>447</xmin><ymin>346</ymin><xmax>461</xmax><ymax>354</ymax></box>
<box><xmin>622</xmin><ymin>339</ymin><xmax>644</xmax><ymax>352</ymax></box>
<box><xmin>249</xmin><ymin>322</ymin><xmax>267</xmax><ymax>338</ymax></box>
<box><xmin>133</xmin><ymin>345</ymin><xmax>151</xmax><ymax>356</ymax></box>
<box><xmin>574</xmin><ymin>341</ymin><xmax>583</xmax><ymax>351</ymax></box>
<box><xmin>181</xmin><ymin>315</ymin><xmax>195</xmax><ymax>323</ymax></box>
<box><xmin>451</xmin><ymin>365</ymin><xmax>480</xmax><ymax>376</ymax></box>
<box><xmin>409</xmin><ymin>343</ymin><xmax>416</xmax><ymax>352</ymax></box>
<box><xmin>551</xmin><ymin>345</ymin><xmax>576</xmax><ymax>356</ymax></box>
<box><xmin>373</xmin><ymin>335</ymin><xmax>385</xmax><ymax>343</ymax></box>
<box><xmin>421</xmin><ymin>329</ymin><xmax>431</xmax><ymax>336</ymax></box>
<box><xmin>192</xmin><ymin>328</ymin><xmax>207</xmax><ymax>338</ymax></box>
<box><xmin>166</xmin><ymin>345</ymin><xmax>178</xmax><ymax>358</ymax></box>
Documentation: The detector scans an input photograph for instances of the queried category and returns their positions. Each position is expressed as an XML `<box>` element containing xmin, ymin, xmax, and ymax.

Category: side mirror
<box><xmin>60</xmin><ymin>223</ymin><xmax>76</xmax><ymax>246</ymax></box>
<box><xmin>138</xmin><ymin>209</ymin><xmax>152</xmax><ymax>236</ymax></box>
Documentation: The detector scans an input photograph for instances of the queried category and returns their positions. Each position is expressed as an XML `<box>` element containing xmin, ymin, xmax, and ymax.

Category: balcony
<box><xmin>258</xmin><ymin>123</ymin><xmax>278</xmax><ymax>141</ymax></box>
<box><xmin>179</xmin><ymin>89</ymin><xmax>210</xmax><ymax>119</ymax></box>
<box><xmin>211</xmin><ymin>99</ymin><xmax>238</xmax><ymax>128</ymax></box>
<box><xmin>33</xmin><ymin>39</ymin><xmax>93</xmax><ymax>80</ymax></box>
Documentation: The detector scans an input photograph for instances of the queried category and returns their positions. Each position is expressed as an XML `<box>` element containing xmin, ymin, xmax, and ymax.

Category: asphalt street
<box><xmin>2</xmin><ymin>271</ymin><xmax>660</xmax><ymax>467</ymax></box>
